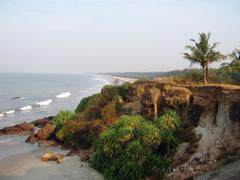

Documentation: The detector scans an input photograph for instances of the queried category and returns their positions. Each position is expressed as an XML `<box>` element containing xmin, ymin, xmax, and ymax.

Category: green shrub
<box><xmin>64</xmin><ymin>119</ymin><xmax>107</xmax><ymax>148</ymax></box>
<box><xmin>56</xmin><ymin>128</ymin><xmax>65</xmax><ymax>142</ymax></box>
<box><xmin>155</xmin><ymin>110</ymin><xmax>181</xmax><ymax>131</ymax></box>
<box><xmin>92</xmin><ymin>112</ymin><xmax>181</xmax><ymax>180</ymax></box>
<box><xmin>53</xmin><ymin>110</ymin><xmax>76</xmax><ymax>129</ymax></box>
<box><xmin>75</xmin><ymin>94</ymin><xmax>99</xmax><ymax>113</ymax></box>
<box><xmin>101</xmin><ymin>84</ymin><xmax>132</xmax><ymax>102</ymax></box>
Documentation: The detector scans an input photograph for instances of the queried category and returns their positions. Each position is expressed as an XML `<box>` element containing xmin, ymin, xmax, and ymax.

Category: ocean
<box><xmin>0</xmin><ymin>73</ymin><xmax>112</xmax><ymax>128</ymax></box>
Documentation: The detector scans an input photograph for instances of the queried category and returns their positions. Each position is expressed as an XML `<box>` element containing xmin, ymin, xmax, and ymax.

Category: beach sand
<box><xmin>0</xmin><ymin>137</ymin><xmax>103</xmax><ymax>180</ymax></box>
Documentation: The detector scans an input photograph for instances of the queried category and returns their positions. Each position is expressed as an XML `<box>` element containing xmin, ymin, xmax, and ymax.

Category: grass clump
<box><xmin>53</xmin><ymin>110</ymin><xmax>76</xmax><ymax>129</ymax></box>
<box><xmin>75</xmin><ymin>94</ymin><xmax>99</xmax><ymax>113</ymax></box>
<box><xmin>60</xmin><ymin>84</ymin><xmax>132</xmax><ymax>147</ymax></box>
<box><xmin>92</xmin><ymin>110</ymin><xmax>181</xmax><ymax>180</ymax></box>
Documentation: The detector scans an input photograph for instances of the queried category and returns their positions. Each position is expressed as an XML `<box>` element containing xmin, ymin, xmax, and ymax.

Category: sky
<box><xmin>0</xmin><ymin>0</ymin><xmax>239</xmax><ymax>74</ymax></box>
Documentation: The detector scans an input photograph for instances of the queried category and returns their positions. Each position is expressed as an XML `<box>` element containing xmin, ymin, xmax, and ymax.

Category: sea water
<box><xmin>0</xmin><ymin>73</ymin><xmax>112</xmax><ymax>128</ymax></box>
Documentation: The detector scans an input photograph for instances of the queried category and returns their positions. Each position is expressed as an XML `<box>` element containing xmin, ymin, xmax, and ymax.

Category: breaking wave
<box><xmin>19</xmin><ymin>105</ymin><xmax>32</xmax><ymax>111</ymax></box>
<box><xmin>35</xmin><ymin>99</ymin><xmax>52</xmax><ymax>106</ymax></box>
<box><xmin>5</xmin><ymin>110</ymin><xmax>15</xmax><ymax>115</ymax></box>
<box><xmin>56</xmin><ymin>92</ymin><xmax>71</xmax><ymax>98</ymax></box>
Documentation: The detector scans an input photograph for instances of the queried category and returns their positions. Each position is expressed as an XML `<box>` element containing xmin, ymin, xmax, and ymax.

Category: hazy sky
<box><xmin>0</xmin><ymin>0</ymin><xmax>239</xmax><ymax>73</ymax></box>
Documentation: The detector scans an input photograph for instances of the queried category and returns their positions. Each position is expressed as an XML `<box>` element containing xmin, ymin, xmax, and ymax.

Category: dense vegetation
<box><xmin>172</xmin><ymin>68</ymin><xmax>240</xmax><ymax>84</ymax></box>
<box><xmin>221</xmin><ymin>47</ymin><xmax>240</xmax><ymax>73</ymax></box>
<box><xmin>92</xmin><ymin>111</ymin><xmax>181</xmax><ymax>180</ymax></box>
<box><xmin>53</xmin><ymin>110</ymin><xmax>76</xmax><ymax>129</ymax></box>
<box><xmin>54</xmin><ymin>84</ymin><xmax>133</xmax><ymax>148</ymax></box>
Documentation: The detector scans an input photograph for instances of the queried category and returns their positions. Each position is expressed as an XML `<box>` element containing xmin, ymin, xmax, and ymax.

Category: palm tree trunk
<box><xmin>202</xmin><ymin>66</ymin><xmax>208</xmax><ymax>84</ymax></box>
<box><xmin>206</xmin><ymin>65</ymin><xmax>209</xmax><ymax>81</ymax></box>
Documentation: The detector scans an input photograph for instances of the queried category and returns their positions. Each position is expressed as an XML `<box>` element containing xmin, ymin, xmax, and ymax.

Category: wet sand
<box><xmin>0</xmin><ymin>135</ymin><xmax>103</xmax><ymax>180</ymax></box>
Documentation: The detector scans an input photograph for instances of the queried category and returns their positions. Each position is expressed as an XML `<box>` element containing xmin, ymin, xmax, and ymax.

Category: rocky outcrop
<box><xmin>25</xmin><ymin>134</ymin><xmax>38</xmax><ymax>144</ymax></box>
<box><xmin>36</xmin><ymin>123</ymin><xmax>55</xmax><ymax>140</ymax></box>
<box><xmin>120</xmin><ymin>80</ymin><xmax>240</xmax><ymax>179</ymax></box>
<box><xmin>124</xmin><ymin>80</ymin><xmax>192</xmax><ymax>120</ymax></box>
<box><xmin>0</xmin><ymin>116</ymin><xmax>53</xmax><ymax>136</ymax></box>
<box><xmin>32</xmin><ymin>116</ymin><xmax>53</xmax><ymax>127</ymax></box>
<box><xmin>26</xmin><ymin>123</ymin><xmax>56</xmax><ymax>144</ymax></box>
<box><xmin>165</xmin><ymin>84</ymin><xmax>240</xmax><ymax>179</ymax></box>
<box><xmin>0</xmin><ymin>122</ymin><xmax>35</xmax><ymax>136</ymax></box>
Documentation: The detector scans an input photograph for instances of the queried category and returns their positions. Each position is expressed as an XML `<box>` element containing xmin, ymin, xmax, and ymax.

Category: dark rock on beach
<box><xmin>0</xmin><ymin>116</ymin><xmax>53</xmax><ymax>136</ymax></box>
<box><xmin>36</xmin><ymin>123</ymin><xmax>55</xmax><ymax>140</ymax></box>
<box><xmin>25</xmin><ymin>134</ymin><xmax>38</xmax><ymax>144</ymax></box>
<box><xmin>26</xmin><ymin>123</ymin><xmax>56</xmax><ymax>144</ymax></box>
<box><xmin>0</xmin><ymin>122</ymin><xmax>35</xmax><ymax>136</ymax></box>
<box><xmin>32</xmin><ymin>116</ymin><xmax>54</xmax><ymax>127</ymax></box>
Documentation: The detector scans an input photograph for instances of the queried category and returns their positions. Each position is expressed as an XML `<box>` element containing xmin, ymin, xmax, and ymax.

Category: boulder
<box><xmin>41</xmin><ymin>152</ymin><xmax>64</xmax><ymax>163</ymax></box>
<box><xmin>25</xmin><ymin>134</ymin><xmax>38</xmax><ymax>144</ymax></box>
<box><xmin>17</xmin><ymin>122</ymin><xmax>35</xmax><ymax>131</ymax></box>
<box><xmin>36</xmin><ymin>123</ymin><xmax>55</xmax><ymax>140</ymax></box>
<box><xmin>33</xmin><ymin>116</ymin><xmax>53</xmax><ymax>127</ymax></box>
<box><xmin>0</xmin><ymin>122</ymin><xmax>35</xmax><ymax>136</ymax></box>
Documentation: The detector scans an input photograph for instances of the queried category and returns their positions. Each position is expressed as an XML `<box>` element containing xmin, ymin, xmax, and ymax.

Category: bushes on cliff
<box><xmin>92</xmin><ymin>111</ymin><xmax>181</xmax><ymax>180</ymax></box>
<box><xmin>62</xmin><ymin>119</ymin><xmax>107</xmax><ymax>148</ymax></box>
<box><xmin>75</xmin><ymin>94</ymin><xmax>100</xmax><ymax>113</ymax></box>
<box><xmin>53</xmin><ymin>110</ymin><xmax>76</xmax><ymax>129</ymax></box>
<box><xmin>60</xmin><ymin>85</ymin><xmax>131</xmax><ymax>147</ymax></box>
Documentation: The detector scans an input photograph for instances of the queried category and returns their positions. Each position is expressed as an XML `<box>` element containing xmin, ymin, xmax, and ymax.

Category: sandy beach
<box><xmin>0</xmin><ymin>134</ymin><xmax>103</xmax><ymax>180</ymax></box>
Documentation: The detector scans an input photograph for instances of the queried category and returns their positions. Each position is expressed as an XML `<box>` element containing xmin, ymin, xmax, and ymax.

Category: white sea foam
<box><xmin>5</xmin><ymin>110</ymin><xmax>15</xmax><ymax>114</ymax></box>
<box><xmin>35</xmin><ymin>99</ymin><xmax>52</xmax><ymax>106</ymax></box>
<box><xmin>56</xmin><ymin>92</ymin><xmax>71</xmax><ymax>98</ymax></box>
<box><xmin>19</xmin><ymin>105</ymin><xmax>32</xmax><ymax>111</ymax></box>
<box><xmin>0</xmin><ymin>113</ymin><xmax>4</xmax><ymax>117</ymax></box>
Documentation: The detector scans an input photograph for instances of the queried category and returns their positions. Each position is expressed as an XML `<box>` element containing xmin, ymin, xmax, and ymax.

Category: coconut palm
<box><xmin>183</xmin><ymin>32</ymin><xmax>226</xmax><ymax>84</ymax></box>
<box><xmin>221</xmin><ymin>47</ymin><xmax>240</xmax><ymax>72</ymax></box>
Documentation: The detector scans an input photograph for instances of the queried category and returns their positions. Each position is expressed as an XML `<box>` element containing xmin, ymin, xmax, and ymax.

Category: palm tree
<box><xmin>221</xmin><ymin>47</ymin><xmax>240</xmax><ymax>72</ymax></box>
<box><xmin>183</xmin><ymin>32</ymin><xmax>226</xmax><ymax>84</ymax></box>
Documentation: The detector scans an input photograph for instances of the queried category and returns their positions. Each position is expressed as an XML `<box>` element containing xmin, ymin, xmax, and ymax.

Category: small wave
<box><xmin>35</xmin><ymin>99</ymin><xmax>52</xmax><ymax>106</ymax></box>
<box><xmin>56</xmin><ymin>92</ymin><xmax>71</xmax><ymax>98</ymax></box>
<box><xmin>5</xmin><ymin>110</ymin><xmax>15</xmax><ymax>114</ymax></box>
<box><xmin>0</xmin><ymin>113</ymin><xmax>4</xmax><ymax>117</ymax></box>
<box><xmin>19</xmin><ymin>105</ymin><xmax>32</xmax><ymax>111</ymax></box>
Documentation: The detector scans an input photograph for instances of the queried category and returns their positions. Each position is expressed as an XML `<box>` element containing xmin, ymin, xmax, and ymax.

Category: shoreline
<box><xmin>106</xmin><ymin>75</ymin><xmax>137</xmax><ymax>85</ymax></box>
<box><xmin>0</xmin><ymin>116</ymin><xmax>103</xmax><ymax>180</ymax></box>
<box><xmin>0</xmin><ymin>144</ymin><xmax>103</xmax><ymax>180</ymax></box>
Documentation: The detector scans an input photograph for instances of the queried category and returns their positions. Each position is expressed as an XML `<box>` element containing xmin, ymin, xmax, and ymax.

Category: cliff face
<box><xmin>48</xmin><ymin>79</ymin><xmax>240</xmax><ymax>179</ymax></box>
<box><xmin>121</xmin><ymin>80</ymin><xmax>240</xmax><ymax>179</ymax></box>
